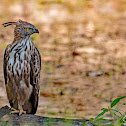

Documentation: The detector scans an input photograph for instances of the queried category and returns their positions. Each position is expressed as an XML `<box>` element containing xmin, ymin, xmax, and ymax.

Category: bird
<box><xmin>2</xmin><ymin>19</ymin><xmax>41</xmax><ymax>115</ymax></box>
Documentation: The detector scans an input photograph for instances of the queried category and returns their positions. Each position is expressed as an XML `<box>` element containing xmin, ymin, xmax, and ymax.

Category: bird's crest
<box><xmin>2</xmin><ymin>19</ymin><xmax>23</xmax><ymax>27</ymax></box>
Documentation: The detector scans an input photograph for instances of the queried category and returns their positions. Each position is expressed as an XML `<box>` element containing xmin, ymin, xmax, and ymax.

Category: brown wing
<box><xmin>3</xmin><ymin>45</ymin><xmax>15</xmax><ymax>107</ymax></box>
<box><xmin>3</xmin><ymin>44</ymin><xmax>13</xmax><ymax>85</ymax></box>
<box><xmin>3</xmin><ymin>46</ymin><xmax>9</xmax><ymax>85</ymax></box>
<box><xmin>29</xmin><ymin>47</ymin><xmax>41</xmax><ymax>114</ymax></box>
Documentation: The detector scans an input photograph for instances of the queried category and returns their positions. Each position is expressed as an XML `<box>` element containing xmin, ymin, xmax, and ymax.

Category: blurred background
<box><xmin>0</xmin><ymin>0</ymin><xmax>126</xmax><ymax>119</ymax></box>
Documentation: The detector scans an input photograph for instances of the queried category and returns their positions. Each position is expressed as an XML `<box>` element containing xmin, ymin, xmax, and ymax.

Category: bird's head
<box><xmin>2</xmin><ymin>19</ymin><xmax>39</xmax><ymax>39</ymax></box>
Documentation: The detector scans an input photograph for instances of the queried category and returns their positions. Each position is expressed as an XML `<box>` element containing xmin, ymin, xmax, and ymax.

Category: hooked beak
<box><xmin>34</xmin><ymin>28</ymin><xmax>39</xmax><ymax>33</ymax></box>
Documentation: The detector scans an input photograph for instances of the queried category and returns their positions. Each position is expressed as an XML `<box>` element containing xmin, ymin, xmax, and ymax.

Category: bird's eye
<box><xmin>26</xmin><ymin>28</ymin><xmax>30</xmax><ymax>31</ymax></box>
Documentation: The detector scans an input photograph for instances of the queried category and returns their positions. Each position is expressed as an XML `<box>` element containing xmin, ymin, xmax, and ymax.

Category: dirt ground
<box><xmin>1</xmin><ymin>0</ymin><xmax>126</xmax><ymax>119</ymax></box>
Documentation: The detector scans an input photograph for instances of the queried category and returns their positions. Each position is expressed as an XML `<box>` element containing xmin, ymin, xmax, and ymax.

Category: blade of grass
<box><xmin>111</xmin><ymin>96</ymin><xmax>126</xmax><ymax>108</ymax></box>
<box><xmin>95</xmin><ymin>108</ymin><xmax>108</xmax><ymax>119</ymax></box>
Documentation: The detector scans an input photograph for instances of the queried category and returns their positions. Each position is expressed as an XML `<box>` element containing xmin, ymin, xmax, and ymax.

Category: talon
<box><xmin>10</xmin><ymin>109</ymin><xmax>26</xmax><ymax>115</ymax></box>
<box><xmin>10</xmin><ymin>110</ymin><xmax>20</xmax><ymax>114</ymax></box>
<box><xmin>10</xmin><ymin>107</ymin><xmax>17</xmax><ymax>111</ymax></box>
<box><xmin>19</xmin><ymin>110</ymin><xmax>26</xmax><ymax>115</ymax></box>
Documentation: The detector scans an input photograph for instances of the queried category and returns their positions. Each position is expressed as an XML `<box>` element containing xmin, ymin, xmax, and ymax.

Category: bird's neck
<box><xmin>13</xmin><ymin>34</ymin><xmax>30</xmax><ymax>43</ymax></box>
<box><xmin>10</xmin><ymin>36</ymin><xmax>33</xmax><ymax>54</ymax></box>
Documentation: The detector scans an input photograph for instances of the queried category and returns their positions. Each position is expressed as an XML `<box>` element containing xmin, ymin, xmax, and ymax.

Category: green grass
<box><xmin>86</xmin><ymin>96</ymin><xmax>126</xmax><ymax>126</ymax></box>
